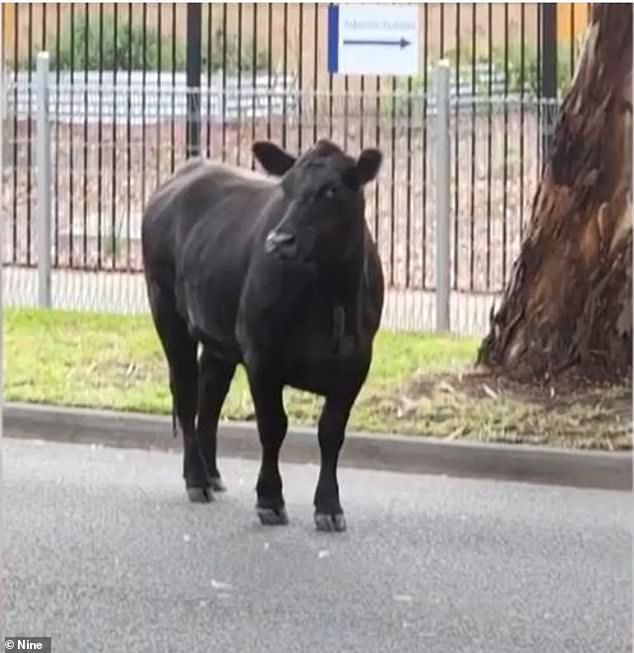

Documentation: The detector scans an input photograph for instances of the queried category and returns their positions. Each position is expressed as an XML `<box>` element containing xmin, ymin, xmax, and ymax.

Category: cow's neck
<box><xmin>318</xmin><ymin>237</ymin><xmax>365</xmax><ymax>302</ymax></box>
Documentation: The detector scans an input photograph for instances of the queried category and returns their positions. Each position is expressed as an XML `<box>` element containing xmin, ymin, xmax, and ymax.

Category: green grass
<box><xmin>4</xmin><ymin>307</ymin><xmax>476</xmax><ymax>419</ymax></box>
<box><xmin>5</xmin><ymin>308</ymin><xmax>631</xmax><ymax>450</ymax></box>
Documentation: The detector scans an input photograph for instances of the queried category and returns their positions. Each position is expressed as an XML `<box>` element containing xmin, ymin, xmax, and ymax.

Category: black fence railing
<box><xmin>3</xmin><ymin>3</ymin><xmax>589</xmax><ymax>295</ymax></box>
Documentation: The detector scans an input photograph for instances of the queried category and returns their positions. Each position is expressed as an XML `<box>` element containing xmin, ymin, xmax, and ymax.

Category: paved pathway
<box><xmin>5</xmin><ymin>438</ymin><xmax>631</xmax><ymax>653</ymax></box>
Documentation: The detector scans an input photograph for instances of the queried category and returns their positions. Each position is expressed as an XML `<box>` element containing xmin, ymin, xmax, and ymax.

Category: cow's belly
<box><xmin>177</xmin><ymin>278</ymin><xmax>242</xmax><ymax>361</ymax></box>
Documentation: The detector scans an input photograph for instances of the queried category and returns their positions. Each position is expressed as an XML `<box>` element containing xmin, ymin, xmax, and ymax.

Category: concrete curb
<box><xmin>4</xmin><ymin>402</ymin><xmax>632</xmax><ymax>491</ymax></box>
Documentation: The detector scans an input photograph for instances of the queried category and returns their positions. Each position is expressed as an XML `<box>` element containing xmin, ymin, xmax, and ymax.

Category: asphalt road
<box><xmin>5</xmin><ymin>438</ymin><xmax>632</xmax><ymax>653</ymax></box>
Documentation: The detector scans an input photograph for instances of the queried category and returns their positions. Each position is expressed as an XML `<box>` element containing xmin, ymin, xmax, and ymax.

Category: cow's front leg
<box><xmin>248</xmin><ymin>373</ymin><xmax>289</xmax><ymax>526</ymax></box>
<box><xmin>313</xmin><ymin>397</ymin><xmax>353</xmax><ymax>532</ymax></box>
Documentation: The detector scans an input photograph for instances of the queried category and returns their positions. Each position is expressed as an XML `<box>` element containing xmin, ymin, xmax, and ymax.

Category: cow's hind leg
<box><xmin>147</xmin><ymin>283</ymin><xmax>211</xmax><ymax>503</ymax></box>
<box><xmin>197</xmin><ymin>347</ymin><xmax>236</xmax><ymax>492</ymax></box>
<box><xmin>313</xmin><ymin>395</ymin><xmax>355</xmax><ymax>533</ymax></box>
<box><xmin>247</xmin><ymin>374</ymin><xmax>289</xmax><ymax>525</ymax></box>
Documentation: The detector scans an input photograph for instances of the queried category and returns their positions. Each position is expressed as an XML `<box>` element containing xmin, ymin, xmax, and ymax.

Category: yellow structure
<box><xmin>2</xmin><ymin>2</ymin><xmax>14</xmax><ymax>56</ymax></box>
<box><xmin>557</xmin><ymin>3</ymin><xmax>590</xmax><ymax>43</ymax></box>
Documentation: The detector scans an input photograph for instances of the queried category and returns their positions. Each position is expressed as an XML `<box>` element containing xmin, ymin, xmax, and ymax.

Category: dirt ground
<box><xmin>361</xmin><ymin>369</ymin><xmax>633</xmax><ymax>450</ymax></box>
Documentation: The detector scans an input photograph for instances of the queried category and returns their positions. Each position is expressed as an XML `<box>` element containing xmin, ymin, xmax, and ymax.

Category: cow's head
<box><xmin>253</xmin><ymin>139</ymin><xmax>382</xmax><ymax>266</ymax></box>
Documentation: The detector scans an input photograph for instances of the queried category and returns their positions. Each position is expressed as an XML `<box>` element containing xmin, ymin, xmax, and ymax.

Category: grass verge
<box><xmin>5</xmin><ymin>308</ymin><xmax>631</xmax><ymax>450</ymax></box>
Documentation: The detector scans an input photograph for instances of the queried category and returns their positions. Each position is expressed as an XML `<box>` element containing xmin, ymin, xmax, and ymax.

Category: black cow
<box><xmin>141</xmin><ymin>138</ymin><xmax>384</xmax><ymax>532</ymax></box>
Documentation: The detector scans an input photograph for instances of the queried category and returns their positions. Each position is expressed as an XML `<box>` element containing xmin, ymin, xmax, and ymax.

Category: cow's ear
<box><xmin>252</xmin><ymin>141</ymin><xmax>296</xmax><ymax>176</ymax></box>
<box><xmin>355</xmin><ymin>148</ymin><xmax>382</xmax><ymax>185</ymax></box>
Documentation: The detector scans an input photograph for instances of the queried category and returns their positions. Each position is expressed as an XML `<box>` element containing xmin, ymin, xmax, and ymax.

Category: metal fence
<box><xmin>2</xmin><ymin>3</ymin><xmax>586</xmax><ymax>334</ymax></box>
<box><xmin>3</xmin><ymin>70</ymin><xmax>560</xmax><ymax>333</ymax></box>
<box><xmin>3</xmin><ymin>4</ymin><xmax>589</xmax><ymax>93</ymax></box>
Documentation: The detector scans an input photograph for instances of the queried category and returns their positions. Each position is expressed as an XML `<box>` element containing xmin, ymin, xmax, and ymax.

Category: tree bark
<box><xmin>477</xmin><ymin>3</ymin><xmax>632</xmax><ymax>383</ymax></box>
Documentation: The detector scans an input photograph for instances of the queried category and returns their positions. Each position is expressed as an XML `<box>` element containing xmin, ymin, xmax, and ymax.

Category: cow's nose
<box><xmin>265</xmin><ymin>230</ymin><xmax>298</xmax><ymax>259</ymax></box>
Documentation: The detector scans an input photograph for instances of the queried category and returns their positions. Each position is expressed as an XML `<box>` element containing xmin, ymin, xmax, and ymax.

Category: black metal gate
<box><xmin>4</xmin><ymin>3</ymin><xmax>588</xmax><ymax>294</ymax></box>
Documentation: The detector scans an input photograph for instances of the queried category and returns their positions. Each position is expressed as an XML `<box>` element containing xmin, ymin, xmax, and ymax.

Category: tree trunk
<box><xmin>477</xmin><ymin>3</ymin><xmax>632</xmax><ymax>383</ymax></box>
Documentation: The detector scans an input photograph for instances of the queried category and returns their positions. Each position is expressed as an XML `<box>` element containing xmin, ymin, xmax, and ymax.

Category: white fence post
<box><xmin>36</xmin><ymin>51</ymin><xmax>52</xmax><ymax>308</ymax></box>
<box><xmin>435</xmin><ymin>59</ymin><xmax>451</xmax><ymax>332</ymax></box>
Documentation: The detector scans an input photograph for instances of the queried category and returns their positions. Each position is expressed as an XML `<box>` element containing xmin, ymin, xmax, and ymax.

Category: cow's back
<box><xmin>141</xmin><ymin>157</ymin><xmax>282</xmax><ymax>357</ymax></box>
<box><xmin>141</xmin><ymin>158</ymin><xmax>276</xmax><ymax>276</ymax></box>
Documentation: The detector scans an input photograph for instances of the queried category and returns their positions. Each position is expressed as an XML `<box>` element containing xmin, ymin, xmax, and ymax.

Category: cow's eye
<box><xmin>324</xmin><ymin>184</ymin><xmax>339</xmax><ymax>199</ymax></box>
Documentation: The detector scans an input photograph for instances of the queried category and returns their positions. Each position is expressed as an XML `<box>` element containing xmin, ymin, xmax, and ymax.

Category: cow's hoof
<box><xmin>314</xmin><ymin>512</ymin><xmax>347</xmax><ymax>533</ymax></box>
<box><xmin>187</xmin><ymin>486</ymin><xmax>214</xmax><ymax>503</ymax></box>
<box><xmin>210</xmin><ymin>475</ymin><xmax>226</xmax><ymax>492</ymax></box>
<box><xmin>256</xmin><ymin>505</ymin><xmax>289</xmax><ymax>526</ymax></box>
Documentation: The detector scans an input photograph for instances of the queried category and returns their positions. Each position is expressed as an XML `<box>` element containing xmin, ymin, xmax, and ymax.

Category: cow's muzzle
<box><xmin>265</xmin><ymin>230</ymin><xmax>298</xmax><ymax>260</ymax></box>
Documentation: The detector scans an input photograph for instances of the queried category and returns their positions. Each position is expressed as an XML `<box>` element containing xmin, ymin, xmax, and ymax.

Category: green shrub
<box><xmin>53</xmin><ymin>13</ymin><xmax>185</xmax><ymax>71</ymax></box>
<box><xmin>52</xmin><ymin>14</ymin><xmax>268</xmax><ymax>74</ymax></box>
<box><xmin>203</xmin><ymin>28</ymin><xmax>269</xmax><ymax>75</ymax></box>
<box><xmin>445</xmin><ymin>37</ymin><xmax>580</xmax><ymax>97</ymax></box>
<box><xmin>383</xmin><ymin>37</ymin><xmax>581</xmax><ymax>116</ymax></box>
